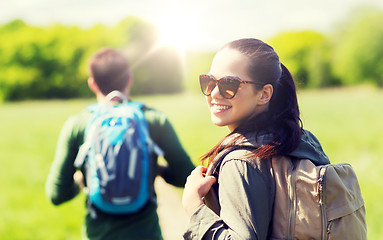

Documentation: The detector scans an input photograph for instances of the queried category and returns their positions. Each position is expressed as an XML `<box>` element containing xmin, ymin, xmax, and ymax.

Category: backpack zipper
<box><xmin>288</xmin><ymin>166</ymin><xmax>297</xmax><ymax>239</ymax></box>
<box><xmin>318</xmin><ymin>167</ymin><xmax>327</xmax><ymax>240</ymax></box>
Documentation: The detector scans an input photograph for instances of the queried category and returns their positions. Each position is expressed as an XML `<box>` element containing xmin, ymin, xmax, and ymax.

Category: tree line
<box><xmin>268</xmin><ymin>7</ymin><xmax>383</xmax><ymax>89</ymax></box>
<box><xmin>0</xmin><ymin>17</ymin><xmax>183</xmax><ymax>102</ymax></box>
<box><xmin>0</xmin><ymin>7</ymin><xmax>382</xmax><ymax>102</ymax></box>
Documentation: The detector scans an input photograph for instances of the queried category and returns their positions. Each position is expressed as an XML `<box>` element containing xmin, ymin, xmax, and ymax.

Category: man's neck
<box><xmin>96</xmin><ymin>91</ymin><xmax>130</xmax><ymax>103</ymax></box>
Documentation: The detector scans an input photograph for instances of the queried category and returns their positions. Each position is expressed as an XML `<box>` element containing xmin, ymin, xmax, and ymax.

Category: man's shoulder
<box><xmin>62</xmin><ymin>108</ymin><xmax>91</xmax><ymax>132</ymax></box>
<box><xmin>138</xmin><ymin>103</ymin><xmax>168</xmax><ymax>125</ymax></box>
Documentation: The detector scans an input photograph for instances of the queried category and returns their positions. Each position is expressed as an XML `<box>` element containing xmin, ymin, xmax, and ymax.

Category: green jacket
<box><xmin>184</xmin><ymin>130</ymin><xmax>329</xmax><ymax>240</ymax></box>
<box><xmin>46</xmin><ymin>102</ymin><xmax>195</xmax><ymax>240</ymax></box>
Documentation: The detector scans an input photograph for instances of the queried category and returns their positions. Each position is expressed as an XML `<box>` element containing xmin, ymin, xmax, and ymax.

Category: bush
<box><xmin>268</xmin><ymin>31</ymin><xmax>337</xmax><ymax>88</ymax></box>
<box><xmin>331</xmin><ymin>7</ymin><xmax>383</xmax><ymax>87</ymax></box>
<box><xmin>0</xmin><ymin>18</ymin><xmax>185</xmax><ymax>102</ymax></box>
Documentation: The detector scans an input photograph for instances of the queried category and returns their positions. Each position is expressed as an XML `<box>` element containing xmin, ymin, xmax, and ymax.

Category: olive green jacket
<box><xmin>184</xmin><ymin>130</ymin><xmax>329</xmax><ymax>240</ymax></box>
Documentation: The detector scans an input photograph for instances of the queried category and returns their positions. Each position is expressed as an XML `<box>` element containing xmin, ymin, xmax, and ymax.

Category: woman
<box><xmin>182</xmin><ymin>38</ymin><xmax>330</xmax><ymax>239</ymax></box>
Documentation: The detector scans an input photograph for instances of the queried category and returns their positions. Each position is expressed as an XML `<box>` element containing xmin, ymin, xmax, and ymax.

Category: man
<box><xmin>46</xmin><ymin>48</ymin><xmax>194</xmax><ymax>239</ymax></box>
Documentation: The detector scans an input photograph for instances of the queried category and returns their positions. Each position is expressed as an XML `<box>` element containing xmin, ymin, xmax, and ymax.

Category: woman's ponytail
<box><xmin>268</xmin><ymin>63</ymin><xmax>302</xmax><ymax>155</ymax></box>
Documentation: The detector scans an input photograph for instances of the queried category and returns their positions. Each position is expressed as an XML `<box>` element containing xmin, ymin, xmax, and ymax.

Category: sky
<box><xmin>1</xmin><ymin>0</ymin><xmax>383</xmax><ymax>51</ymax></box>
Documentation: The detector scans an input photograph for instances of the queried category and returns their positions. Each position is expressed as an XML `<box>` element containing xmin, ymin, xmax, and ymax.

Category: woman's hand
<box><xmin>182</xmin><ymin>166</ymin><xmax>216</xmax><ymax>216</ymax></box>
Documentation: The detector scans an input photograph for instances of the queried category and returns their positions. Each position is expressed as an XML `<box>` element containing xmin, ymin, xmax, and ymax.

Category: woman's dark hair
<box><xmin>201</xmin><ymin>38</ymin><xmax>302</xmax><ymax>164</ymax></box>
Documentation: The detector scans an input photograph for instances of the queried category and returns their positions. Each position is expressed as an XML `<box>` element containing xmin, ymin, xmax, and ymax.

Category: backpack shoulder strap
<box><xmin>73</xmin><ymin>104</ymin><xmax>100</xmax><ymax>168</ymax></box>
<box><xmin>206</xmin><ymin>146</ymin><xmax>257</xmax><ymax>177</ymax></box>
<box><xmin>204</xmin><ymin>146</ymin><xmax>256</xmax><ymax>215</ymax></box>
<box><xmin>105</xmin><ymin>90</ymin><xmax>128</xmax><ymax>103</ymax></box>
<box><xmin>127</xmin><ymin>101</ymin><xmax>145</xmax><ymax>110</ymax></box>
<box><xmin>74</xmin><ymin>100</ymin><xmax>146</xmax><ymax>169</ymax></box>
<box><xmin>126</xmin><ymin>101</ymin><xmax>164</xmax><ymax>158</ymax></box>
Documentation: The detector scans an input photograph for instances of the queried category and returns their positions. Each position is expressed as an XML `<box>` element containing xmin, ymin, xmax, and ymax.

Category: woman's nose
<box><xmin>210</xmin><ymin>84</ymin><xmax>222</xmax><ymax>98</ymax></box>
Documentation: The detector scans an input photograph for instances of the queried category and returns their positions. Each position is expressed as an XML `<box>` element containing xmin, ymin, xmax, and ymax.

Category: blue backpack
<box><xmin>74</xmin><ymin>91</ymin><xmax>163</xmax><ymax>214</ymax></box>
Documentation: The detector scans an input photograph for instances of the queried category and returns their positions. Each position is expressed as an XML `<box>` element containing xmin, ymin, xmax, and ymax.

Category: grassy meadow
<box><xmin>1</xmin><ymin>87</ymin><xmax>382</xmax><ymax>239</ymax></box>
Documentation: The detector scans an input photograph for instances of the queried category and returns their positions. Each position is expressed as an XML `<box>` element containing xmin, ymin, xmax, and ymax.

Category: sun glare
<box><xmin>155</xmin><ymin>12</ymin><xmax>199</xmax><ymax>53</ymax></box>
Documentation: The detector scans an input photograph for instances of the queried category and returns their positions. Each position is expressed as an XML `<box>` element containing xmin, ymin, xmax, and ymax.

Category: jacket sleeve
<box><xmin>184</xmin><ymin>159</ymin><xmax>274</xmax><ymax>240</ymax></box>
<box><xmin>45</xmin><ymin>115</ymin><xmax>83</xmax><ymax>205</ymax></box>
<box><xmin>145</xmin><ymin>108</ymin><xmax>195</xmax><ymax>187</ymax></box>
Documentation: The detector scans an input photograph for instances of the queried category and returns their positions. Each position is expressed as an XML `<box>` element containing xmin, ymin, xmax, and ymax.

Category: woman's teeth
<box><xmin>215</xmin><ymin>105</ymin><xmax>231</xmax><ymax>110</ymax></box>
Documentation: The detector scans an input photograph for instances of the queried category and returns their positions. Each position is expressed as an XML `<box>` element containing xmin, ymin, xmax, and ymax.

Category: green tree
<box><xmin>184</xmin><ymin>51</ymin><xmax>216</xmax><ymax>93</ymax></box>
<box><xmin>0</xmin><ymin>17</ymin><xmax>185</xmax><ymax>102</ymax></box>
<box><xmin>114</xmin><ymin>18</ymin><xmax>185</xmax><ymax>95</ymax></box>
<box><xmin>331</xmin><ymin>7</ymin><xmax>383</xmax><ymax>86</ymax></box>
<box><xmin>307</xmin><ymin>40</ymin><xmax>341</xmax><ymax>87</ymax></box>
<box><xmin>0</xmin><ymin>22</ymin><xmax>93</xmax><ymax>101</ymax></box>
<box><xmin>131</xmin><ymin>45</ymin><xmax>184</xmax><ymax>95</ymax></box>
<box><xmin>268</xmin><ymin>31</ymin><xmax>329</xmax><ymax>87</ymax></box>
<box><xmin>268</xmin><ymin>30</ymin><xmax>333</xmax><ymax>88</ymax></box>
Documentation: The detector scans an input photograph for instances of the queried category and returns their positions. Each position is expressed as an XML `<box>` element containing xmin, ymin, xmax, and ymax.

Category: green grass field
<box><xmin>1</xmin><ymin>87</ymin><xmax>382</xmax><ymax>239</ymax></box>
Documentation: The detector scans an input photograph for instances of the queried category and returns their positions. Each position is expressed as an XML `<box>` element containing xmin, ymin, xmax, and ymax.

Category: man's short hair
<box><xmin>89</xmin><ymin>48</ymin><xmax>131</xmax><ymax>95</ymax></box>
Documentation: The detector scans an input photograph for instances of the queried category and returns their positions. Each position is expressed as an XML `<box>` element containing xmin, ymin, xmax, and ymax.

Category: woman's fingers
<box><xmin>182</xmin><ymin>166</ymin><xmax>217</xmax><ymax>216</ymax></box>
<box><xmin>192</xmin><ymin>165</ymin><xmax>207</xmax><ymax>176</ymax></box>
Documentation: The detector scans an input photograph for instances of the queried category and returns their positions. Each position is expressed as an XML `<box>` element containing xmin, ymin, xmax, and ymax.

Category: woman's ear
<box><xmin>258</xmin><ymin>84</ymin><xmax>273</xmax><ymax>105</ymax></box>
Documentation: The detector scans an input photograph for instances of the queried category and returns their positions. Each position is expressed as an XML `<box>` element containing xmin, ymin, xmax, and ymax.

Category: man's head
<box><xmin>88</xmin><ymin>48</ymin><xmax>132</xmax><ymax>96</ymax></box>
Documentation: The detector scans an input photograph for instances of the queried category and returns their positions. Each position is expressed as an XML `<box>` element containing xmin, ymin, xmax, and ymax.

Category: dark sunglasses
<box><xmin>199</xmin><ymin>74</ymin><xmax>258</xmax><ymax>99</ymax></box>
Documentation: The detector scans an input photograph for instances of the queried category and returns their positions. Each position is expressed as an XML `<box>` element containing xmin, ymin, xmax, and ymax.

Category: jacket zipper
<box><xmin>318</xmin><ymin>167</ymin><xmax>327</xmax><ymax>240</ymax></box>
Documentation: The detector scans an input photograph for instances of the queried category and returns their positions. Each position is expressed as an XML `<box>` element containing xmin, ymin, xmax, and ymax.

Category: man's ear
<box><xmin>258</xmin><ymin>84</ymin><xmax>273</xmax><ymax>105</ymax></box>
<box><xmin>127</xmin><ymin>74</ymin><xmax>133</xmax><ymax>89</ymax></box>
<box><xmin>121</xmin><ymin>74</ymin><xmax>133</xmax><ymax>96</ymax></box>
<box><xmin>88</xmin><ymin>77</ymin><xmax>100</xmax><ymax>94</ymax></box>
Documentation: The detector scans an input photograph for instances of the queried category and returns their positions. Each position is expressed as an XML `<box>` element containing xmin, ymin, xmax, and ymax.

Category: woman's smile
<box><xmin>206</xmin><ymin>48</ymin><xmax>267</xmax><ymax>131</ymax></box>
<box><xmin>211</xmin><ymin>103</ymin><xmax>232</xmax><ymax>114</ymax></box>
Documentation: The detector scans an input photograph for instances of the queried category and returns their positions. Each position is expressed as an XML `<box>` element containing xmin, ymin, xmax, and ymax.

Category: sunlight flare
<box><xmin>154</xmin><ymin>11</ymin><xmax>200</xmax><ymax>53</ymax></box>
